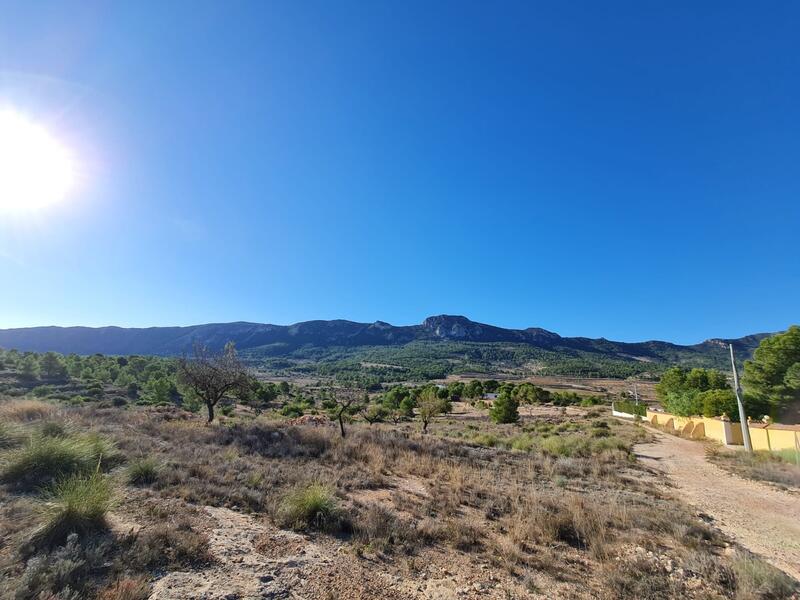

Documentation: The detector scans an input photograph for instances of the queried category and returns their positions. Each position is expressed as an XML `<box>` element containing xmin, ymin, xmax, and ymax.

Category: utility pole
<box><xmin>729</xmin><ymin>344</ymin><xmax>752</xmax><ymax>453</ymax></box>
<box><xmin>633</xmin><ymin>383</ymin><xmax>639</xmax><ymax>405</ymax></box>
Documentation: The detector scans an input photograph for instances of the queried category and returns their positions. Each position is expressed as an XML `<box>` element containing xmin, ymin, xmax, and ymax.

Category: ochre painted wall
<box><xmin>644</xmin><ymin>410</ymin><xmax>796</xmax><ymax>450</ymax></box>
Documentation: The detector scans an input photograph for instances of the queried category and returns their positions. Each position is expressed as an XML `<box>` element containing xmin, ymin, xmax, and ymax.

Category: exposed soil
<box><xmin>146</xmin><ymin>505</ymin><xmax>556</xmax><ymax>600</ymax></box>
<box><xmin>635</xmin><ymin>427</ymin><xmax>800</xmax><ymax>580</ymax></box>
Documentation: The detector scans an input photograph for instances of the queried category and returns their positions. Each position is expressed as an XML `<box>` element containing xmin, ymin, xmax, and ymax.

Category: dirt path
<box><xmin>635</xmin><ymin>428</ymin><xmax>800</xmax><ymax>580</ymax></box>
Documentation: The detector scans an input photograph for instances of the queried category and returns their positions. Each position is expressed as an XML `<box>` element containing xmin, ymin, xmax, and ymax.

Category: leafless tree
<box><xmin>177</xmin><ymin>341</ymin><xmax>252</xmax><ymax>423</ymax></box>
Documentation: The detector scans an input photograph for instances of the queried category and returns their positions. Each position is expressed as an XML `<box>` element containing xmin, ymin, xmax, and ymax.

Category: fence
<box><xmin>642</xmin><ymin>409</ymin><xmax>800</xmax><ymax>451</ymax></box>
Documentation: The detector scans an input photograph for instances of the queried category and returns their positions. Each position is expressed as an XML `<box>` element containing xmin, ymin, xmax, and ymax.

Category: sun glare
<box><xmin>0</xmin><ymin>109</ymin><xmax>76</xmax><ymax>213</ymax></box>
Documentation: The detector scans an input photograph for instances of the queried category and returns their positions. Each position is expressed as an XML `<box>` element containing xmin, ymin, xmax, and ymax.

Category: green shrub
<box><xmin>580</xmin><ymin>395</ymin><xmax>605</xmax><ymax>407</ymax></box>
<box><xmin>31</xmin><ymin>385</ymin><xmax>55</xmax><ymax>398</ymax></box>
<box><xmin>280</xmin><ymin>402</ymin><xmax>306</xmax><ymax>418</ymax></box>
<box><xmin>277</xmin><ymin>482</ymin><xmax>343</xmax><ymax>532</ymax></box>
<box><xmin>12</xmin><ymin>533</ymin><xmax>112</xmax><ymax>598</ymax></box>
<box><xmin>126</xmin><ymin>457</ymin><xmax>161</xmax><ymax>486</ymax></box>
<box><xmin>614</xmin><ymin>400</ymin><xmax>646</xmax><ymax>417</ymax></box>
<box><xmin>32</xmin><ymin>472</ymin><xmax>114</xmax><ymax>548</ymax></box>
<box><xmin>699</xmin><ymin>389</ymin><xmax>739</xmax><ymax>420</ymax></box>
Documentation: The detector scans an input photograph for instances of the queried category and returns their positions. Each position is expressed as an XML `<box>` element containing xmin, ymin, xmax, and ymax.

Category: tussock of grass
<box><xmin>277</xmin><ymin>482</ymin><xmax>343</xmax><ymax>532</ymax></box>
<box><xmin>0</xmin><ymin>422</ymin><xmax>25</xmax><ymax>449</ymax></box>
<box><xmin>126</xmin><ymin>457</ymin><xmax>161</xmax><ymax>486</ymax></box>
<box><xmin>38</xmin><ymin>420</ymin><xmax>70</xmax><ymax>438</ymax></box>
<box><xmin>0</xmin><ymin>399</ymin><xmax>58</xmax><ymax>422</ymax></box>
<box><xmin>0</xmin><ymin>431</ymin><xmax>120</xmax><ymax>489</ymax></box>
<box><xmin>32</xmin><ymin>472</ymin><xmax>113</xmax><ymax>548</ymax></box>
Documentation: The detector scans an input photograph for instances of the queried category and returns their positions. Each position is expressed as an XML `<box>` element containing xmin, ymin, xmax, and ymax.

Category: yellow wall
<box><xmin>767</xmin><ymin>429</ymin><xmax>799</xmax><ymax>451</ymax></box>
<box><xmin>727</xmin><ymin>422</ymin><xmax>744</xmax><ymax>445</ymax></box>
<box><xmin>702</xmin><ymin>418</ymin><xmax>725</xmax><ymax>442</ymax></box>
<box><xmin>644</xmin><ymin>409</ymin><xmax>797</xmax><ymax>450</ymax></box>
<box><xmin>748</xmin><ymin>427</ymin><xmax>771</xmax><ymax>451</ymax></box>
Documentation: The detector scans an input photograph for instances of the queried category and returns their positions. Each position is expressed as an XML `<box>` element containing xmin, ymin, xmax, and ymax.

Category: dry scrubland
<box><xmin>0</xmin><ymin>398</ymin><xmax>797</xmax><ymax>600</ymax></box>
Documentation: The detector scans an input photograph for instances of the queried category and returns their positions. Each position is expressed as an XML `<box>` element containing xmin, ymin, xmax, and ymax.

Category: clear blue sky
<box><xmin>0</xmin><ymin>1</ymin><xmax>798</xmax><ymax>343</ymax></box>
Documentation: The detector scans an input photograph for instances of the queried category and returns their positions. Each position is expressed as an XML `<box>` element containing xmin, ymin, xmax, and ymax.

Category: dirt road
<box><xmin>635</xmin><ymin>428</ymin><xmax>800</xmax><ymax>580</ymax></box>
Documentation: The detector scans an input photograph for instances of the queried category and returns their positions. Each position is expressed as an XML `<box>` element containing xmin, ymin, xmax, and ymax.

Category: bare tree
<box><xmin>177</xmin><ymin>342</ymin><xmax>252</xmax><ymax>423</ymax></box>
<box><xmin>322</xmin><ymin>388</ymin><xmax>363</xmax><ymax>437</ymax></box>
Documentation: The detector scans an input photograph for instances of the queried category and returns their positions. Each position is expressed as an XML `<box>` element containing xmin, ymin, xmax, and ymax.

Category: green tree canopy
<box><xmin>742</xmin><ymin>326</ymin><xmax>800</xmax><ymax>414</ymax></box>
<box><xmin>489</xmin><ymin>391</ymin><xmax>519</xmax><ymax>424</ymax></box>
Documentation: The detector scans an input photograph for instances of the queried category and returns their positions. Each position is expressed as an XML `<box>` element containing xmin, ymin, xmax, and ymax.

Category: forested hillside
<box><xmin>0</xmin><ymin>315</ymin><xmax>770</xmax><ymax>385</ymax></box>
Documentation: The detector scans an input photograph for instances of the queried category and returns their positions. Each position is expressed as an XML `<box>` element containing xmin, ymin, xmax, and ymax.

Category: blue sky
<box><xmin>0</xmin><ymin>1</ymin><xmax>798</xmax><ymax>343</ymax></box>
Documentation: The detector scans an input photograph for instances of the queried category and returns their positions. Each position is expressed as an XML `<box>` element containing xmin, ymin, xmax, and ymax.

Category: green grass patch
<box><xmin>539</xmin><ymin>434</ymin><xmax>629</xmax><ymax>458</ymax></box>
<box><xmin>0</xmin><ymin>431</ymin><xmax>121</xmax><ymax>489</ymax></box>
<box><xmin>277</xmin><ymin>482</ymin><xmax>343</xmax><ymax>532</ymax></box>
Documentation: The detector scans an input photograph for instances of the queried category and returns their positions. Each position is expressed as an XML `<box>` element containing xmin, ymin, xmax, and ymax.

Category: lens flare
<box><xmin>0</xmin><ymin>109</ymin><xmax>75</xmax><ymax>213</ymax></box>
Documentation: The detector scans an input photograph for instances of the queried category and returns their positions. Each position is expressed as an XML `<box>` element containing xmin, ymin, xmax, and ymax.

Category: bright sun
<box><xmin>0</xmin><ymin>109</ymin><xmax>76</xmax><ymax>213</ymax></box>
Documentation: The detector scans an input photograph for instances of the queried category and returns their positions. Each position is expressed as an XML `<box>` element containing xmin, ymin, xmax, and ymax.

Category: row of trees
<box><xmin>654</xmin><ymin>326</ymin><xmax>800</xmax><ymax>421</ymax></box>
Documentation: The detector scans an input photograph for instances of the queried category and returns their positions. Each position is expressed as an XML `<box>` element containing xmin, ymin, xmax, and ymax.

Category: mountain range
<box><xmin>0</xmin><ymin>315</ymin><xmax>770</xmax><ymax>371</ymax></box>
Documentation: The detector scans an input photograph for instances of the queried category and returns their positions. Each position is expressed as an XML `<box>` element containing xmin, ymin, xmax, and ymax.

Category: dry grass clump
<box><xmin>352</xmin><ymin>502</ymin><xmax>418</xmax><ymax>553</ymax></box>
<box><xmin>31</xmin><ymin>472</ymin><xmax>114</xmax><ymax>549</ymax></box>
<box><xmin>0</xmin><ymin>398</ymin><xmax>59</xmax><ymax>422</ymax></box>
<box><xmin>506</xmin><ymin>492</ymin><xmax>614</xmax><ymax>560</ymax></box>
<box><xmin>124</xmin><ymin>519</ymin><xmax>212</xmax><ymax>569</ymax></box>
<box><xmin>709</xmin><ymin>448</ymin><xmax>800</xmax><ymax>489</ymax></box>
<box><xmin>731</xmin><ymin>551</ymin><xmax>797</xmax><ymax>600</ymax></box>
<box><xmin>97</xmin><ymin>577</ymin><xmax>150</xmax><ymax>600</ymax></box>
<box><xmin>601</xmin><ymin>556</ymin><xmax>682</xmax><ymax>599</ymax></box>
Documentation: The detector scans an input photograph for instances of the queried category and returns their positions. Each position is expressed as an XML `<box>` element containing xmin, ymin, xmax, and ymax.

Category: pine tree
<box><xmin>490</xmin><ymin>391</ymin><xmax>519</xmax><ymax>424</ymax></box>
